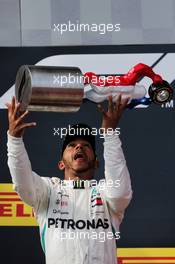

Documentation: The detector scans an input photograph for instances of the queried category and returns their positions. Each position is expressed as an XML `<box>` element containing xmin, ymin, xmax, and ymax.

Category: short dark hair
<box><xmin>61</xmin><ymin>123</ymin><xmax>96</xmax><ymax>156</ymax></box>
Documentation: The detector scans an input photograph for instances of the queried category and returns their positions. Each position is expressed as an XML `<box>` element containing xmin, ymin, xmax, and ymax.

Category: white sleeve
<box><xmin>103</xmin><ymin>132</ymin><xmax>133</xmax><ymax>221</ymax></box>
<box><xmin>7</xmin><ymin>132</ymin><xmax>50</xmax><ymax>211</ymax></box>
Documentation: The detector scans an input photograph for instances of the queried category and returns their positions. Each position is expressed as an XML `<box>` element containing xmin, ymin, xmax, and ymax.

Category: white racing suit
<box><xmin>7</xmin><ymin>132</ymin><xmax>132</xmax><ymax>264</ymax></box>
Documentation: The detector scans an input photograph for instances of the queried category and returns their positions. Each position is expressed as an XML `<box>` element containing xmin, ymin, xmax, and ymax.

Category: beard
<box><xmin>63</xmin><ymin>158</ymin><xmax>96</xmax><ymax>175</ymax></box>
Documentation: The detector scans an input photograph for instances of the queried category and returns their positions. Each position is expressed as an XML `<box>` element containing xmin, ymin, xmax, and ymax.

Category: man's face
<box><xmin>60</xmin><ymin>138</ymin><xmax>96</xmax><ymax>174</ymax></box>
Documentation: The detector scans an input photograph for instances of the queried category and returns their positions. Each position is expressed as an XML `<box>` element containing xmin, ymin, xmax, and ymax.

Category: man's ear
<box><xmin>95</xmin><ymin>158</ymin><xmax>99</xmax><ymax>169</ymax></box>
<box><xmin>58</xmin><ymin>160</ymin><xmax>65</xmax><ymax>170</ymax></box>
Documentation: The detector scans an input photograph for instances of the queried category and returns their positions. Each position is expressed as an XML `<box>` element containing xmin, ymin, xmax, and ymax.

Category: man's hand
<box><xmin>6</xmin><ymin>96</ymin><xmax>36</xmax><ymax>138</ymax></box>
<box><xmin>97</xmin><ymin>94</ymin><xmax>129</xmax><ymax>132</ymax></box>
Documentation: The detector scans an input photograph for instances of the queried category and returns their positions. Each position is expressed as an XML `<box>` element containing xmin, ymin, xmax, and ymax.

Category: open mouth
<box><xmin>74</xmin><ymin>152</ymin><xmax>86</xmax><ymax>161</ymax></box>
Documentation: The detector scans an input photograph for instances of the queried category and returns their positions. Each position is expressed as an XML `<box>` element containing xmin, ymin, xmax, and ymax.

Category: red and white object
<box><xmin>83</xmin><ymin>63</ymin><xmax>163</xmax><ymax>103</ymax></box>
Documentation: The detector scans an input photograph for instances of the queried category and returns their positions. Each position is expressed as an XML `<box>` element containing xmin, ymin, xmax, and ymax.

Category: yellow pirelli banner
<box><xmin>0</xmin><ymin>183</ymin><xmax>37</xmax><ymax>226</ymax></box>
<box><xmin>117</xmin><ymin>248</ymin><xmax>175</xmax><ymax>263</ymax></box>
<box><xmin>1</xmin><ymin>184</ymin><xmax>175</xmax><ymax>262</ymax></box>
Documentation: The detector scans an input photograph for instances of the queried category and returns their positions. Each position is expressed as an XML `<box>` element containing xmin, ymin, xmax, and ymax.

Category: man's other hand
<box><xmin>97</xmin><ymin>94</ymin><xmax>129</xmax><ymax>132</ymax></box>
<box><xmin>6</xmin><ymin>96</ymin><xmax>36</xmax><ymax>138</ymax></box>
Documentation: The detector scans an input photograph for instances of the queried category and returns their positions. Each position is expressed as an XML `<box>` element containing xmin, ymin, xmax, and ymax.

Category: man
<box><xmin>6</xmin><ymin>95</ymin><xmax>132</xmax><ymax>264</ymax></box>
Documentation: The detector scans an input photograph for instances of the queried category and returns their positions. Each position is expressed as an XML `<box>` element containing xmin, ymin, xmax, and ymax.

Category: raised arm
<box><xmin>103</xmin><ymin>132</ymin><xmax>132</xmax><ymax>214</ymax></box>
<box><xmin>6</xmin><ymin>96</ymin><xmax>49</xmax><ymax>210</ymax></box>
<box><xmin>98</xmin><ymin>95</ymin><xmax>132</xmax><ymax>218</ymax></box>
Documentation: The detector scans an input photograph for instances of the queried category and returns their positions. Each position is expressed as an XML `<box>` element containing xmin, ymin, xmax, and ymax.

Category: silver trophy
<box><xmin>15</xmin><ymin>64</ymin><xmax>173</xmax><ymax>111</ymax></box>
<box><xmin>15</xmin><ymin>65</ymin><xmax>84</xmax><ymax>112</ymax></box>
